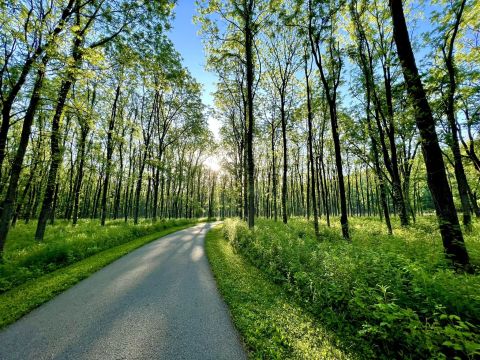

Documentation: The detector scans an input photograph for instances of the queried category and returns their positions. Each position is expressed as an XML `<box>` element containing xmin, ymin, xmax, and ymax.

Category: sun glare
<box><xmin>204</xmin><ymin>156</ymin><xmax>221</xmax><ymax>172</ymax></box>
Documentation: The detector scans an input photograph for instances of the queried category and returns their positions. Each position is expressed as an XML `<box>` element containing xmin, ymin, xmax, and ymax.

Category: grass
<box><xmin>205</xmin><ymin>225</ymin><xmax>352</xmax><ymax>359</ymax></box>
<box><xmin>221</xmin><ymin>216</ymin><xmax>480</xmax><ymax>359</ymax></box>
<box><xmin>0</xmin><ymin>218</ymin><xmax>198</xmax><ymax>329</ymax></box>
<box><xmin>0</xmin><ymin>218</ymin><xmax>199</xmax><ymax>293</ymax></box>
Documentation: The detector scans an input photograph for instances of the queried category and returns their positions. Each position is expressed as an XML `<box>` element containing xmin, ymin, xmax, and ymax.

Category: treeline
<box><xmin>0</xmin><ymin>0</ymin><xmax>216</xmax><ymax>258</ymax></box>
<box><xmin>251</xmin><ymin>150</ymin><xmax>430</xmax><ymax>221</ymax></box>
<box><xmin>198</xmin><ymin>0</ymin><xmax>479</xmax><ymax>269</ymax></box>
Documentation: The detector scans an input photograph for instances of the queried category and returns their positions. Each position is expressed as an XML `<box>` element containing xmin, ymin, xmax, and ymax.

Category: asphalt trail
<box><xmin>0</xmin><ymin>222</ymin><xmax>246</xmax><ymax>360</ymax></box>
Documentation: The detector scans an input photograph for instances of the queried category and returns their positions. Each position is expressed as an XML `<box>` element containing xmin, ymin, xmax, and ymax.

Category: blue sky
<box><xmin>166</xmin><ymin>1</ymin><xmax>438</xmax><ymax>139</ymax></box>
<box><xmin>167</xmin><ymin>1</ymin><xmax>217</xmax><ymax>107</ymax></box>
<box><xmin>167</xmin><ymin>1</ymin><xmax>220</xmax><ymax>138</ymax></box>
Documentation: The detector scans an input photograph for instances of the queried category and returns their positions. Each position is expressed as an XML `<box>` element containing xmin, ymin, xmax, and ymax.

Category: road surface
<box><xmin>0</xmin><ymin>222</ymin><xmax>246</xmax><ymax>360</ymax></box>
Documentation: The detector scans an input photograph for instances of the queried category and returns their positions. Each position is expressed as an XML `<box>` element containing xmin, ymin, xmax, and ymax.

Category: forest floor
<box><xmin>0</xmin><ymin>218</ymin><xmax>199</xmax><ymax>328</ymax></box>
<box><xmin>216</xmin><ymin>216</ymin><xmax>480</xmax><ymax>359</ymax></box>
<box><xmin>0</xmin><ymin>223</ymin><xmax>246</xmax><ymax>360</ymax></box>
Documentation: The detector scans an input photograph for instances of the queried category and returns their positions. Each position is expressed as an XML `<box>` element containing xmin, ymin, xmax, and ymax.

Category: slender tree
<box><xmin>389</xmin><ymin>0</ymin><xmax>470</xmax><ymax>268</ymax></box>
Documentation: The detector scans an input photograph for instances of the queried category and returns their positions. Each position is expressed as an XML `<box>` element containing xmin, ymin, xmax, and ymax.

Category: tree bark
<box><xmin>280</xmin><ymin>95</ymin><xmax>288</xmax><ymax>224</ymax></box>
<box><xmin>305</xmin><ymin>57</ymin><xmax>319</xmax><ymax>238</ymax></box>
<box><xmin>442</xmin><ymin>0</ymin><xmax>471</xmax><ymax>230</ymax></box>
<box><xmin>389</xmin><ymin>0</ymin><xmax>470</xmax><ymax>268</ymax></box>
<box><xmin>101</xmin><ymin>83</ymin><xmax>121</xmax><ymax>225</ymax></box>
<box><xmin>35</xmin><ymin>14</ymin><xmax>85</xmax><ymax>240</ymax></box>
<box><xmin>244</xmin><ymin>0</ymin><xmax>255</xmax><ymax>229</ymax></box>
<box><xmin>0</xmin><ymin>57</ymin><xmax>48</xmax><ymax>257</ymax></box>
<box><xmin>308</xmin><ymin>0</ymin><xmax>349</xmax><ymax>239</ymax></box>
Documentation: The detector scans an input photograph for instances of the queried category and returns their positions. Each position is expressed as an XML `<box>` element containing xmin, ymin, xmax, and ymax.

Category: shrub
<box><xmin>223</xmin><ymin>217</ymin><xmax>480</xmax><ymax>359</ymax></box>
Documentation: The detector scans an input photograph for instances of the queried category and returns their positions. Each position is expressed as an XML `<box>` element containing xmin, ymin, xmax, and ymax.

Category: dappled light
<box><xmin>0</xmin><ymin>0</ymin><xmax>479</xmax><ymax>359</ymax></box>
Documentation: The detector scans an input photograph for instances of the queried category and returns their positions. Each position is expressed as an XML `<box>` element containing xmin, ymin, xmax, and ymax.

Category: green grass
<box><xmin>0</xmin><ymin>219</ymin><xmax>198</xmax><ymax>329</ymax></box>
<box><xmin>205</xmin><ymin>225</ymin><xmax>352</xmax><ymax>359</ymax></box>
<box><xmin>222</xmin><ymin>216</ymin><xmax>480</xmax><ymax>359</ymax></box>
<box><xmin>0</xmin><ymin>218</ymin><xmax>198</xmax><ymax>293</ymax></box>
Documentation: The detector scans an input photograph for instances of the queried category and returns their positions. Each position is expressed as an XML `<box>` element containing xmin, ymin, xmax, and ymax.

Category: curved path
<box><xmin>0</xmin><ymin>222</ymin><xmax>246</xmax><ymax>360</ymax></box>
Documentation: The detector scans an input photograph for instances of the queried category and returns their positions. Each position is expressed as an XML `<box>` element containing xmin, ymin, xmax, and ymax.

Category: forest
<box><xmin>0</xmin><ymin>0</ymin><xmax>218</xmax><ymax>254</ymax></box>
<box><xmin>0</xmin><ymin>0</ymin><xmax>479</xmax><ymax>359</ymax></box>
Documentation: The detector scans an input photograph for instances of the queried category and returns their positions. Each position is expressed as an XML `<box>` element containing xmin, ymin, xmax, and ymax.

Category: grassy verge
<box><xmin>205</xmin><ymin>225</ymin><xmax>352</xmax><ymax>359</ymax></box>
<box><xmin>0</xmin><ymin>221</ymin><xmax>197</xmax><ymax>329</ymax></box>
<box><xmin>222</xmin><ymin>217</ymin><xmax>480</xmax><ymax>359</ymax></box>
<box><xmin>1</xmin><ymin>218</ymin><xmax>199</xmax><ymax>292</ymax></box>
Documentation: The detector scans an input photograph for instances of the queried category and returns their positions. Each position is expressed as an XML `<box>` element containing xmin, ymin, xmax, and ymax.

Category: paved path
<box><xmin>0</xmin><ymin>222</ymin><xmax>246</xmax><ymax>360</ymax></box>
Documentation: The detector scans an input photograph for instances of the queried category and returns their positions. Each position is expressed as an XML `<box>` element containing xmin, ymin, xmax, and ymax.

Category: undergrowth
<box><xmin>0</xmin><ymin>218</ymin><xmax>197</xmax><ymax>293</ymax></box>
<box><xmin>206</xmin><ymin>225</ymin><xmax>351</xmax><ymax>359</ymax></box>
<box><xmin>223</xmin><ymin>216</ymin><xmax>480</xmax><ymax>359</ymax></box>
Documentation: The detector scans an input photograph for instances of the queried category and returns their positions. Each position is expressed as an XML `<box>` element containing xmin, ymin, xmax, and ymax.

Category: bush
<box><xmin>223</xmin><ymin>217</ymin><xmax>480</xmax><ymax>359</ymax></box>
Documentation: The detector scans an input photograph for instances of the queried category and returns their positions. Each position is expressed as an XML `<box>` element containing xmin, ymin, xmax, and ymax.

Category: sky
<box><xmin>166</xmin><ymin>1</ymin><xmax>444</xmax><ymax>141</ymax></box>
<box><xmin>166</xmin><ymin>1</ymin><xmax>221</xmax><ymax>138</ymax></box>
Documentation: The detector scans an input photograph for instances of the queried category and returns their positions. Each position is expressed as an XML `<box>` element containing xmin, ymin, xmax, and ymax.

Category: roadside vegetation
<box><xmin>220</xmin><ymin>218</ymin><xmax>480</xmax><ymax>359</ymax></box>
<box><xmin>0</xmin><ymin>219</ymin><xmax>198</xmax><ymax>328</ymax></box>
<box><xmin>206</xmin><ymin>225</ymin><xmax>351</xmax><ymax>359</ymax></box>
<box><xmin>0</xmin><ymin>218</ymin><xmax>198</xmax><ymax>293</ymax></box>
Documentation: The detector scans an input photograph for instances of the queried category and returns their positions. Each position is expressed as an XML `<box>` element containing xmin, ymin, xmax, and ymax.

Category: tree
<box><xmin>389</xmin><ymin>0</ymin><xmax>470</xmax><ymax>268</ymax></box>
<box><xmin>263</xmin><ymin>24</ymin><xmax>302</xmax><ymax>224</ymax></box>
<box><xmin>307</xmin><ymin>0</ymin><xmax>350</xmax><ymax>239</ymax></box>
<box><xmin>304</xmin><ymin>51</ymin><xmax>320</xmax><ymax>238</ymax></box>
<box><xmin>197</xmin><ymin>0</ymin><xmax>271</xmax><ymax>228</ymax></box>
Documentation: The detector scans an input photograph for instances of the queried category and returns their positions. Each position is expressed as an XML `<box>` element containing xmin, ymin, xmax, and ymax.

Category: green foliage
<box><xmin>206</xmin><ymin>225</ymin><xmax>351</xmax><ymax>359</ymax></box>
<box><xmin>0</xmin><ymin>218</ymin><xmax>196</xmax><ymax>293</ymax></box>
<box><xmin>0</xmin><ymin>220</ymin><xmax>198</xmax><ymax>329</ymax></box>
<box><xmin>222</xmin><ymin>217</ymin><xmax>480</xmax><ymax>359</ymax></box>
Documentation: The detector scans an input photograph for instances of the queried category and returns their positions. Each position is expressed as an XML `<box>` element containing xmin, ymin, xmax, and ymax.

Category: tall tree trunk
<box><xmin>11</xmin><ymin>130</ymin><xmax>42</xmax><ymax>228</ymax></box>
<box><xmin>244</xmin><ymin>0</ymin><xmax>255</xmax><ymax>229</ymax></box>
<box><xmin>271</xmin><ymin>122</ymin><xmax>278</xmax><ymax>221</ymax></box>
<box><xmin>280</xmin><ymin>95</ymin><xmax>288</xmax><ymax>224</ymax></box>
<box><xmin>72</xmin><ymin>127</ymin><xmax>89</xmax><ymax>225</ymax></box>
<box><xmin>443</xmin><ymin>0</ymin><xmax>471</xmax><ymax>230</ymax></box>
<box><xmin>389</xmin><ymin>0</ymin><xmax>470</xmax><ymax>268</ymax></box>
<box><xmin>152</xmin><ymin>165</ymin><xmax>160</xmax><ymax>221</ymax></box>
<box><xmin>35</xmin><ymin>18</ymin><xmax>84</xmax><ymax>241</ymax></box>
<box><xmin>309</xmin><ymin>1</ymin><xmax>349</xmax><ymax>239</ymax></box>
<box><xmin>305</xmin><ymin>57</ymin><xmax>319</xmax><ymax>238</ymax></box>
<box><xmin>101</xmin><ymin>83</ymin><xmax>120</xmax><ymax>226</ymax></box>
<box><xmin>350</xmin><ymin>3</ymin><xmax>392</xmax><ymax>233</ymax></box>
<box><xmin>383</xmin><ymin>65</ymin><xmax>409</xmax><ymax>226</ymax></box>
<box><xmin>0</xmin><ymin>57</ymin><xmax>48</xmax><ymax>257</ymax></box>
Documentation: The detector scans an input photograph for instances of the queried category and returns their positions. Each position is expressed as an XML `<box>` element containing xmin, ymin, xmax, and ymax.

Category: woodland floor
<box><xmin>218</xmin><ymin>216</ymin><xmax>480</xmax><ymax>359</ymax></box>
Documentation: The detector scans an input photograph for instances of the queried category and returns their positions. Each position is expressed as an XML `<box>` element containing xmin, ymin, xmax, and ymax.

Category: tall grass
<box><xmin>223</xmin><ymin>216</ymin><xmax>480</xmax><ymax>359</ymax></box>
<box><xmin>0</xmin><ymin>218</ymin><xmax>196</xmax><ymax>293</ymax></box>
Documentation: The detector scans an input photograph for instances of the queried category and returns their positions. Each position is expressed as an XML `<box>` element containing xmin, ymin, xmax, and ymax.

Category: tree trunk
<box><xmin>72</xmin><ymin>126</ymin><xmax>89</xmax><ymax>225</ymax></box>
<box><xmin>244</xmin><ymin>0</ymin><xmax>255</xmax><ymax>229</ymax></box>
<box><xmin>280</xmin><ymin>95</ymin><xmax>288</xmax><ymax>224</ymax></box>
<box><xmin>0</xmin><ymin>57</ymin><xmax>48</xmax><ymax>257</ymax></box>
<box><xmin>101</xmin><ymin>83</ymin><xmax>120</xmax><ymax>226</ymax></box>
<box><xmin>309</xmin><ymin>2</ymin><xmax>349</xmax><ymax>239</ymax></box>
<box><xmin>35</xmin><ymin>21</ymin><xmax>84</xmax><ymax>241</ymax></box>
<box><xmin>305</xmin><ymin>58</ymin><xmax>319</xmax><ymax>238</ymax></box>
<box><xmin>389</xmin><ymin>0</ymin><xmax>470</xmax><ymax>268</ymax></box>
<box><xmin>443</xmin><ymin>0</ymin><xmax>471</xmax><ymax>230</ymax></box>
